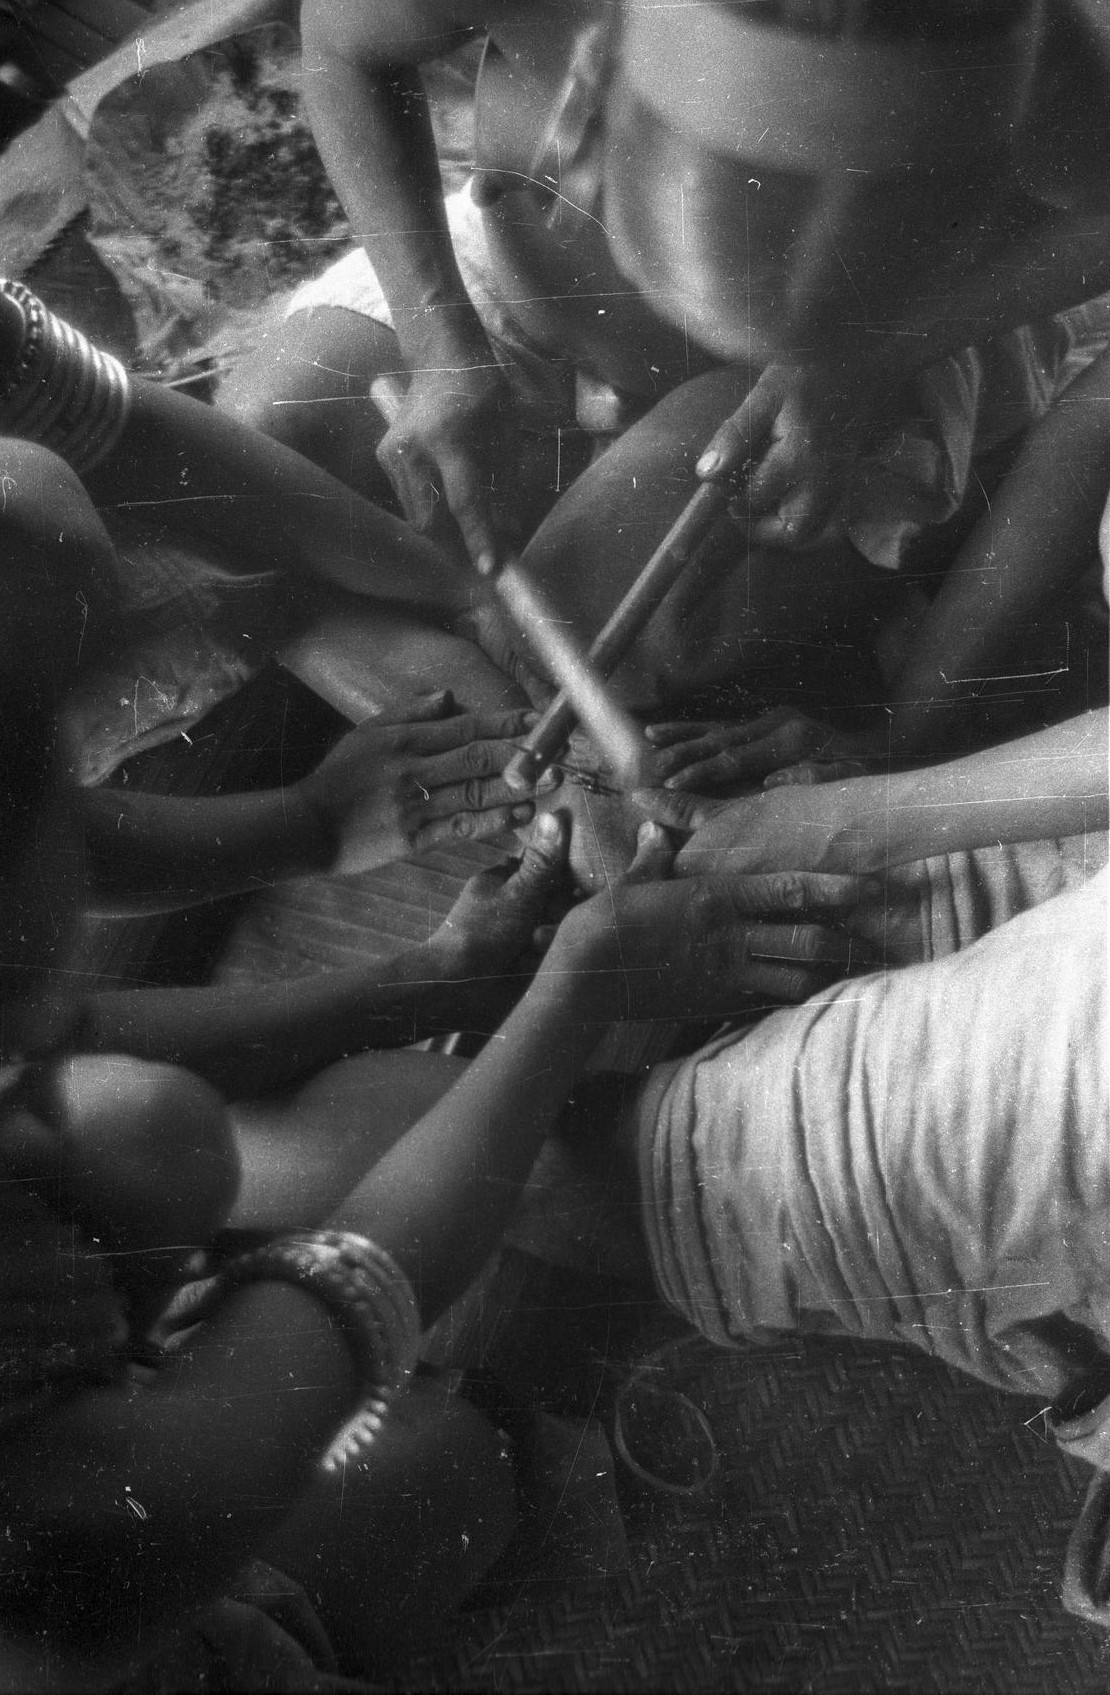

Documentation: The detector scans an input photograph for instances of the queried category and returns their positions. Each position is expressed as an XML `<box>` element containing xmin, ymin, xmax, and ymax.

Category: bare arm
<box><xmin>884</xmin><ymin>349</ymin><xmax>1110</xmax><ymax>757</ymax></box>
<box><xmin>833</xmin><ymin>707</ymin><xmax>1110</xmax><ymax>873</ymax></box>
<box><xmin>80</xmin><ymin>704</ymin><xmax>534</xmax><ymax>913</ymax></box>
<box><xmin>81</xmin><ymin>784</ymin><xmax>327</xmax><ymax>913</ymax></box>
<box><xmin>662</xmin><ymin>707</ymin><xmax>1110</xmax><ymax>879</ymax></box>
<box><xmin>72</xmin><ymin>948</ymin><xmax>462</xmax><ymax>1097</ymax></box>
<box><xmin>299</xmin><ymin>0</ymin><xmax>512</xmax><ymax>568</ymax></box>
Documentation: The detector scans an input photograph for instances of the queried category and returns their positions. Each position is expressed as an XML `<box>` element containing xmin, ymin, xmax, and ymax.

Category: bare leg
<box><xmin>221</xmin><ymin>306</ymin><xmax>571</xmax><ymax>547</ymax></box>
<box><xmin>518</xmin><ymin>368</ymin><xmax>905</xmax><ymax>711</ymax></box>
<box><xmin>218</xmin><ymin>306</ymin><xmax>403</xmax><ymax>508</ymax></box>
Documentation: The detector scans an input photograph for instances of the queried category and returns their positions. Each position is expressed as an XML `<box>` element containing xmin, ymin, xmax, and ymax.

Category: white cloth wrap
<box><xmin>640</xmin><ymin>840</ymin><xmax>1109</xmax><ymax>1400</ymax></box>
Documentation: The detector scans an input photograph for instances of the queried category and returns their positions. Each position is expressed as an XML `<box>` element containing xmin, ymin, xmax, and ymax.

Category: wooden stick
<box><xmin>369</xmin><ymin>367</ymin><xmax>654</xmax><ymax>787</ymax></box>
<box><xmin>490</xmin><ymin>560</ymin><xmax>654</xmax><ymax>789</ymax></box>
<box><xmin>504</xmin><ymin>479</ymin><xmax>729</xmax><ymax>790</ymax></box>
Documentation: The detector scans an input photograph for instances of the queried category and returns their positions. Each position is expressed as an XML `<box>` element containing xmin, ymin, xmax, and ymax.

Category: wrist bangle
<box><xmin>0</xmin><ymin>279</ymin><xmax>131</xmax><ymax>477</ymax></box>
<box><xmin>217</xmin><ymin>1229</ymin><xmax>420</xmax><ymax>1474</ymax></box>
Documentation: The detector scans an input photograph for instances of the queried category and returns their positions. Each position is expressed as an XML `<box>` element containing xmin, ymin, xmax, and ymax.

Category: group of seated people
<box><xmin>1</xmin><ymin>0</ymin><xmax>1109</xmax><ymax>1687</ymax></box>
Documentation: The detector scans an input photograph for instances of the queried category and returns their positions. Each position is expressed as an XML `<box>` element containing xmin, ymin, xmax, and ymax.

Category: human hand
<box><xmin>452</xmin><ymin>595</ymin><xmax>556</xmax><ymax>708</ymax></box>
<box><xmin>695</xmin><ymin>358</ymin><xmax>886</xmax><ymax>548</ymax></box>
<box><xmin>628</xmin><ymin>780</ymin><xmax>861</xmax><ymax>881</ymax></box>
<box><xmin>425</xmin><ymin>811</ymin><xmax>573</xmax><ymax>1023</ymax></box>
<box><xmin>297</xmin><ymin>692</ymin><xmax>541</xmax><ymax>875</ymax></box>
<box><xmin>377</xmin><ymin>360</ymin><xmax>516</xmax><ymax>573</ymax></box>
<box><xmin>552</xmin><ymin>820</ymin><xmax>873</xmax><ymax>1022</ymax></box>
<box><xmin>646</xmin><ymin>708</ymin><xmax>886</xmax><ymax>794</ymax></box>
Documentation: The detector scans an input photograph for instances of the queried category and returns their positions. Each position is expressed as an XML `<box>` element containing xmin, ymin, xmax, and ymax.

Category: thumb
<box><xmin>695</xmin><ymin>384</ymin><xmax>774</xmax><ymax>481</ymax></box>
<box><xmin>503</xmin><ymin>810</ymin><xmax>569</xmax><ymax>908</ymax></box>
<box><xmin>628</xmin><ymin>786</ymin><xmax>715</xmax><ymax>835</ymax></box>
<box><xmin>621</xmin><ymin>820</ymin><xmax>678</xmax><ymax>885</ymax></box>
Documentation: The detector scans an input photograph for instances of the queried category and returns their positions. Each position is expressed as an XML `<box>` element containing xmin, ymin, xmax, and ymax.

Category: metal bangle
<box><xmin>0</xmin><ymin>279</ymin><xmax>131</xmax><ymax>477</ymax></box>
<box><xmin>216</xmin><ymin>1229</ymin><xmax>421</xmax><ymax>1474</ymax></box>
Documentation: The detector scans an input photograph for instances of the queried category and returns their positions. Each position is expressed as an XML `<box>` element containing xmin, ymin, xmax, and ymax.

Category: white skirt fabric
<box><xmin>639</xmin><ymin>839</ymin><xmax>1109</xmax><ymax>1400</ymax></box>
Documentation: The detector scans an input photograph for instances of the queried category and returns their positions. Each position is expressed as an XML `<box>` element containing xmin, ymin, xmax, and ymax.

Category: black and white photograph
<box><xmin>0</xmin><ymin>2</ymin><xmax>1107</xmax><ymax>1689</ymax></box>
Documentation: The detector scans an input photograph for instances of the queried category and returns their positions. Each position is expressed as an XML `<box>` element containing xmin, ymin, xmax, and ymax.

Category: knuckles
<box><xmin>462</xmin><ymin>739</ymin><xmax>494</xmax><ymax>777</ymax></box>
<box><xmin>764</xmin><ymin>873</ymin><xmax>809</xmax><ymax>912</ymax></box>
<box><xmin>449</xmin><ymin>810</ymin><xmax>479</xmax><ymax>840</ymax></box>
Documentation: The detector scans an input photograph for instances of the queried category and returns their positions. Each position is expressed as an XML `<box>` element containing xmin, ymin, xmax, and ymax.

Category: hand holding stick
<box><xmin>504</xmin><ymin>479</ymin><xmax>730</xmax><ymax>790</ymax></box>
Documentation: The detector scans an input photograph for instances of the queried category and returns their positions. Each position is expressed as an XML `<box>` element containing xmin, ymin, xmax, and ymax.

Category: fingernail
<box><xmin>644</xmin><ymin>726</ymin><xmax>660</xmax><ymax>742</ymax></box>
<box><xmin>533</xmin><ymin>812</ymin><xmax>560</xmax><ymax>841</ymax></box>
<box><xmin>696</xmin><ymin>451</ymin><xmax>720</xmax><ymax>478</ymax></box>
<box><xmin>511</xmin><ymin>802</ymin><xmax>534</xmax><ymax>823</ymax></box>
<box><xmin>535</xmin><ymin>767</ymin><xmax>561</xmax><ymax>794</ymax></box>
<box><xmin>663</xmin><ymin>776</ymin><xmax>680</xmax><ymax>790</ymax></box>
<box><xmin>475</xmin><ymin>549</ymin><xmax>498</xmax><ymax>578</ymax></box>
<box><xmin>521</xmin><ymin>711</ymin><xmax>539</xmax><ymax>727</ymax></box>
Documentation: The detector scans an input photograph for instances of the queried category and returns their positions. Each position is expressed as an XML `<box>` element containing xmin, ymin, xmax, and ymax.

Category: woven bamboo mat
<box><xmin>394</xmin><ymin>1311</ymin><xmax>1110</xmax><ymax>1694</ymax></box>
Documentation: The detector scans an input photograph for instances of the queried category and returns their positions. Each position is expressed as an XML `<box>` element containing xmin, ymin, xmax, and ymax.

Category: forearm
<box><xmin>885</xmin><ymin>350</ymin><xmax>1110</xmax><ymax>756</ymax></box>
<box><xmin>327</xmin><ymin>941</ymin><xmax>609</xmax><ymax>1321</ymax></box>
<box><xmin>80</xmin><ymin>377</ymin><xmax>474</xmax><ymax>614</ymax></box>
<box><xmin>74</xmin><ymin>947</ymin><xmax>458</xmax><ymax>1096</ymax></box>
<box><xmin>82</xmin><ymin>786</ymin><xmax>328</xmax><ymax>912</ymax></box>
<box><xmin>301</xmin><ymin>7</ymin><xmax>489</xmax><ymax>362</ymax></box>
<box><xmin>827</xmin><ymin>709</ymin><xmax>1109</xmax><ymax>872</ymax></box>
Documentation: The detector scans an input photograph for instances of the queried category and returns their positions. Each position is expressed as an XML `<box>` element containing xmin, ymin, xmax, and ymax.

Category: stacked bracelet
<box><xmin>216</xmin><ymin>1229</ymin><xmax>421</xmax><ymax>1474</ymax></box>
<box><xmin>0</xmin><ymin>278</ymin><xmax>131</xmax><ymax>477</ymax></box>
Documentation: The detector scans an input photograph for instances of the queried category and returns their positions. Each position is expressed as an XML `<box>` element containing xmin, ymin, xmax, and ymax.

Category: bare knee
<box><xmin>217</xmin><ymin>309</ymin><xmax>398</xmax><ymax>477</ymax></box>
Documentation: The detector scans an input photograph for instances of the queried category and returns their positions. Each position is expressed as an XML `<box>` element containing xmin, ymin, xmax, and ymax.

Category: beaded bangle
<box><xmin>0</xmin><ymin>279</ymin><xmax>131</xmax><ymax>477</ymax></box>
<box><xmin>216</xmin><ymin>1230</ymin><xmax>421</xmax><ymax>1474</ymax></box>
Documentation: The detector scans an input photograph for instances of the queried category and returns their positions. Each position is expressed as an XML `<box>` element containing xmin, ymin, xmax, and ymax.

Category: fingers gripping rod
<box><xmin>371</xmin><ymin>369</ymin><xmax>655</xmax><ymax>788</ymax></box>
<box><xmin>487</xmin><ymin>557</ymin><xmax>655</xmax><ymax>789</ymax></box>
<box><xmin>503</xmin><ymin>479</ymin><xmax>729</xmax><ymax>791</ymax></box>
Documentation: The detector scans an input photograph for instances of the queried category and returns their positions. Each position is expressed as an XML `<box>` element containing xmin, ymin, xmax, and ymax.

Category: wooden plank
<box><xmin>8</xmin><ymin>32</ymin><xmax>84</xmax><ymax>87</ymax></box>
<box><xmin>18</xmin><ymin>7</ymin><xmax>116</xmax><ymax>68</ymax></box>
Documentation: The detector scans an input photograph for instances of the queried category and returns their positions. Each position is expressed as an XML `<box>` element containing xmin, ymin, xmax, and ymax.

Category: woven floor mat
<box><xmin>392</xmin><ymin>1329</ymin><xmax>1110</xmax><ymax>1694</ymax></box>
